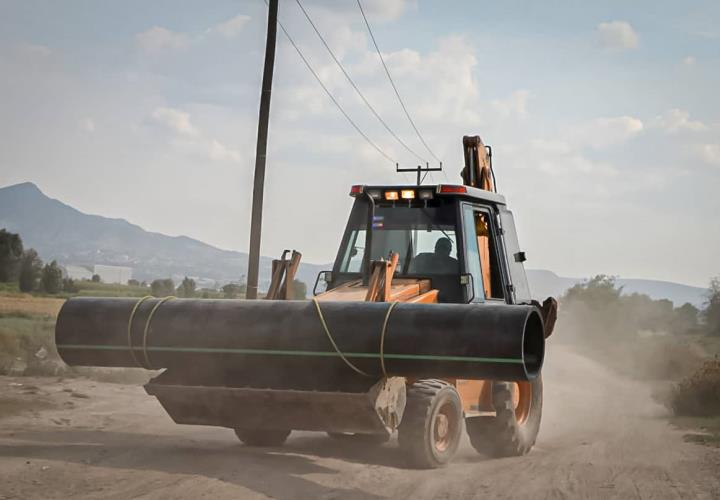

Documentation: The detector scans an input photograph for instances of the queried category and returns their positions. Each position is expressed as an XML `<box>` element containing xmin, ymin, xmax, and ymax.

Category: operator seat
<box><xmin>409</xmin><ymin>237</ymin><xmax>459</xmax><ymax>302</ymax></box>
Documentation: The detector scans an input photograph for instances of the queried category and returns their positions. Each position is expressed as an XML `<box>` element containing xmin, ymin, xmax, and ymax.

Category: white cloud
<box><xmin>208</xmin><ymin>139</ymin><xmax>242</xmax><ymax>162</ymax></box>
<box><xmin>359</xmin><ymin>0</ymin><xmax>410</xmax><ymax>21</ymax></box>
<box><xmin>151</xmin><ymin>107</ymin><xmax>198</xmax><ymax>136</ymax></box>
<box><xmin>309</xmin><ymin>0</ymin><xmax>411</xmax><ymax>22</ymax></box>
<box><xmin>570</xmin><ymin>116</ymin><xmax>644</xmax><ymax>149</ymax></box>
<box><xmin>211</xmin><ymin>14</ymin><xmax>251</xmax><ymax>39</ymax></box>
<box><xmin>135</xmin><ymin>27</ymin><xmax>190</xmax><ymax>53</ymax></box>
<box><xmin>683</xmin><ymin>56</ymin><xmax>696</xmax><ymax>66</ymax></box>
<box><xmin>528</xmin><ymin>139</ymin><xmax>573</xmax><ymax>155</ymax></box>
<box><xmin>653</xmin><ymin>109</ymin><xmax>706</xmax><ymax>133</ymax></box>
<box><xmin>149</xmin><ymin>106</ymin><xmax>243</xmax><ymax>164</ymax></box>
<box><xmin>597</xmin><ymin>21</ymin><xmax>639</xmax><ymax>50</ymax></box>
<box><xmin>491</xmin><ymin>90</ymin><xmax>530</xmax><ymax>119</ymax></box>
<box><xmin>701</xmin><ymin>144</ymin><xmax>720</xmax><ymax>166</ymax></box>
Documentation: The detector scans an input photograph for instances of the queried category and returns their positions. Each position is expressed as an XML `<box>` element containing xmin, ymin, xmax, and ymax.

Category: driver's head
<box><xmin>435</xmin><ymin>237</ymin><xmax>452</xmax><ymax>257</ymax></box>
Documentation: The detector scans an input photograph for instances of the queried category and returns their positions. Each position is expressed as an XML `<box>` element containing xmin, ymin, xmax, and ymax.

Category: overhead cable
<box><xmin>273</xmin><ymin>8</ymin><xmax>397</xmax><ymax>165</ymax></box>
<box><xmin>295</xmin><ymin>0</ymin><xmax>427</xmax><ymax>165</ymax></box>
<box><xmin>356</xmin><ymin>0</ymin><xmax>443</xmax><ymax>168</ymax></box>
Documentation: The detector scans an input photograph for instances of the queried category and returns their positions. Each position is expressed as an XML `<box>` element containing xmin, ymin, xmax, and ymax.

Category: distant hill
<box><xmin>0</xmin><ymin>182</ymin><xmax>325</xmax><ymax>288</ymax></box>
<box><xmin>526</xmin><ymin>269</ymin><xmax>707</xmax><ymax>307</ymax></box>
<box><xmin>0</xmin><ymin>182</ymin><xmax>708</xmax><ymax>305</ymax></box>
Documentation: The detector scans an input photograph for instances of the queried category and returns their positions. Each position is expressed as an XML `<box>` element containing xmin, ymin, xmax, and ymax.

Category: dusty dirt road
<box><xmin>1</xmin><ymin>345</ymin><xmax>718</xmax><ymax>500</ymax></box>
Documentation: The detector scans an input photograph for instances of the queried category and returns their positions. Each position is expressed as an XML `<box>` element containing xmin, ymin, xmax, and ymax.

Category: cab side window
<box><xmin>477</xmin><ymin>212</ymin><xmax>505</xmax><ymax>300</ymax></box>
<box><xmin>462</xmin><ymin>205</ymin><xmax>505</xmax><ymax>301</ymax></box>
<box><xmin>461</xmin><ymin>205</ymin><xmax>484</xmax><ymax>301</ymax></box>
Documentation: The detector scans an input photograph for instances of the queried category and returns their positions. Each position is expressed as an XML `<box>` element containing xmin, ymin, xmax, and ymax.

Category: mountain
<box><xmin>0</xmin><ymin>182</ymin><xmax>708</xmax><ymax>305</ymax></box>
<box><xmin>0</xmin><ymin>182</ymin><xmax>326</xmax><ymax>288</ymax></box>
<box><xmin>526</xmin><ymin>269</ymin><xmax>708</xmax><ymax>307</ymax></box>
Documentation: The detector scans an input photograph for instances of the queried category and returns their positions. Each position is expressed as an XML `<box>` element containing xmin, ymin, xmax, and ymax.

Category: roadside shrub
<box><xmin>151</xmin><ymin>278</ymin><xmax>175</xmax><ymax>297</ymax></box>
<box><xmin>18</xmin><ymin>249</ymin><xmax>42</xmax><ymax>292</ymax></box>
<box><xmin>222</xmin><ymin>283</ymin><xmax>244</xmax><ymax>299</ymax></box>
<box><xmin>176</xmin><ymin>276</ymin><xmax>196</xmax><ymax>298</ymax></box>
<box><xmin>670</xmin><ymin>359</ymin><xmax>720</xmax><ymax>417</ymax></box>
<box><xmin>62</xmin><ymin>277</ymin><xmax>78</xmax><ymax>293</ymax></box>
<box><xmin>40</xmin><ymin>261</ymin><xmax>63</xmax><ymax>294</ymax></box>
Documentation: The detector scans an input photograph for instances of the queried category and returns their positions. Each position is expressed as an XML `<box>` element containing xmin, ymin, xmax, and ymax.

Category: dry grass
<box><xmin>0</xmin><ymin>295</ymin><xmax>64</xmax><ymax>317</ymax></box>
<box><xmin>669</xmin><ymin>359</ymin><xmax>720</xmax><ymax>417</ymax></box>
<box><xmin>0</xmin><ymin>295</ymin><xmax>152</xmax><ymax>383</ymax></box>
<box><xmin>0</xmin><ymin>313</ymin><xmax>60</xmax><ymax>376</ymax></box>
<box><xmin>0</xmin><ymin>311</ymin><xmax>152</xmax><ymax>383</ymax></box>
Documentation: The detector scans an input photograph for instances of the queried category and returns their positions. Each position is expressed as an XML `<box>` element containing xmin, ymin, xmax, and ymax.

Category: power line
<box><xmin>273</xmin><ymin>8</ymin><xmax>397</xmax><ymax>165</ymax></box>
<box><xmin>356</xmin><ymin>0</ymin><xmax>444</xmax><ymax>170</ymax></box>
<box><xmin>294</xmin><ymin>0</ymin><xmax>427</xmax><ymax>165</ymax></box>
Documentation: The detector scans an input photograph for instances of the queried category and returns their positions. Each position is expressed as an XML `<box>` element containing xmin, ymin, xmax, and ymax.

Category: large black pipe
<box><xmin>55</xmin><ymin>298</ymin><xmax>544</xmax><ymax>385</ymax></box>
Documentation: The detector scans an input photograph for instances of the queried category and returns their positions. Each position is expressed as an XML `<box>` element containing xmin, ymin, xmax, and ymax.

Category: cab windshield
<box><xmin>336</xmin><ymin>199</ymin><xmax>460</xmax><ymax>277</ymax></box>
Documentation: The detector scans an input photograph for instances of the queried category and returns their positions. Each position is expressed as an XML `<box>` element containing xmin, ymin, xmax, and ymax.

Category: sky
<box><xmin>0</xmin><ymin>0</ymin><xmax>718</xmax><ymax>287</ymax></box>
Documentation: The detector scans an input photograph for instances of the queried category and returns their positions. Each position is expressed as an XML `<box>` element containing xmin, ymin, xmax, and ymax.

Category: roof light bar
<box><xmin>385</xmin><ymin>190</ymin><xmax>399</xmax><ymax>201</ymax></box>
<box><xmin>418</xmin><ymin>190</ymin><xmax>434</xmax><ymax>200</ymax></box>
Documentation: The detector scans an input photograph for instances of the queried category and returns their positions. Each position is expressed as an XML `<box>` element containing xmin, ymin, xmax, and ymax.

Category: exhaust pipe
<box><xmin>55</xmin><ymin>298</ymin><xmax>544</xmax><ymax>384</ymax></box>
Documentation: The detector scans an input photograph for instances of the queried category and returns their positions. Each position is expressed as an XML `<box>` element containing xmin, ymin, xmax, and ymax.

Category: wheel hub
<box><xmin>436</xmin><ymin>414</ymin><xmax>449</xmax><ymax>438</ymax></box>
<box><xmin>433</xmin><ymin>404</ymin><xmax>457</xmax><ymax>452</ymax></box>
<box><xmin>512</xmin><ymin>381</ymin><xmax>532</xmax><ymax>425</ymax></box>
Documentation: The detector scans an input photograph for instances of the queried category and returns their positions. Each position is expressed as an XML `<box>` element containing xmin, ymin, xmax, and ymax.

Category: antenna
<box><xmin>396</xmin><ymin>163</ymin><xmax>443</xmax><ymax>186</ymax></box>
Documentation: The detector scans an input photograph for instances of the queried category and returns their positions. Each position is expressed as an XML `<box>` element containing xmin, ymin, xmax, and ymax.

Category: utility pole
<box><xmin>246</xmin><ymin>0</ymin><xmax>278</xmax><ymax>300</ymax></box>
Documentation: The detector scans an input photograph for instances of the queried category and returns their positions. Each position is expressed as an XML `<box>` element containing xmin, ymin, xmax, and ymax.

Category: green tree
<box><xmin>128</xmin><ymin>279</ymin><xmax>140</xmax><ymax>287</ymax></box>
<box><xmin>151</xmin><ymin>278</ymin><xmax>175</xmax><ymax>297</ymax></box>
<box><xmin>704</xmin><ymin>277</ymin><xmax>720</xmax><ymax>336</ymax></box>
<box><xmin>0</xmin><ymin>229</ymin><xmax>24</xmax><ymax>282</ymax></box>
<box><xmin>292</xmin><ymin>279</ymin><xmax>307</xmax><ymax>299</ymax></box>
<box><xmin>177</xmin><ymin>276</ymin><xmax>196</xmax><ymax>298</ymax></box>
<box><xmin>672</xmin><ymin>302</ymin><xmax>699</xmax><ymax>334</ymax></box>
<box><xmin>40</xmin><ymin>260</ymin><xmax>63</xmax><ymax>294</ymax></box>
<box><xmin>18</xmin><ymin>249</ymin><xmax>42</xmax><ymax>292</ymax></box>
<box><xmin>63</xmin><ymin>277</ymin><xmax>79</xmax><ymax>294</ymax></box>
<box><xmin>91</xmin><ymin>274</ymin><xmax>101</xmax><ymax>283</ymax></box>
<box><xmin>222</xmin><ymin>283</ymin><xmax>245</xmax><ymax>299</ymax></box>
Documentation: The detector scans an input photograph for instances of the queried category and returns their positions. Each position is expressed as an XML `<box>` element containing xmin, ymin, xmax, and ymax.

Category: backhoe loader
<box><xmin>55</xmin><ymin>135</ymin><xmax>556</xmax><ymax>468</ymax></box>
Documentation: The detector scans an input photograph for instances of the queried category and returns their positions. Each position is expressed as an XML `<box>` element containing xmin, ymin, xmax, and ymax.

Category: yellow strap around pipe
<box><xmin>141</xmin><ymin>296</ymin><xmax>175</xmax><ymax>369</ymax></box>
<box><xmin>127</xmin><ymin>296</ymin><xmax>153</xmax><ymax>369</ymax></box>
<box><xmin>312</xmin><ymin>298</ymin><xmax>369</xmax><ymax>377</ymax></box>
<box><xmin>379</xmin><ymin>301</ymin><xmax>399</xmax><ymax>378</ymax></box>
<box><xmin>312</xmin><ymin>298</ymin><xmax>399</xmax><ymax>378</ymax></box>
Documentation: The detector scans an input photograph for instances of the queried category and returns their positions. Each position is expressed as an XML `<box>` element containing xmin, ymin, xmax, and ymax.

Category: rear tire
<box><xmin>398</xmin><ymin>379</ymin><xmax>463</xmax><ymax>469</ymax></box>
<box><xmin>466</xmin><ymin>376</ymin><xmax>543</xmax><ymax>457</ymax></box>
<box><xmin>327</xmin><ymin>432</ymin><xmax>390</xmax><ymax>445</ymax></box>
<box><xmin>234</xmin><ymin>428</ymin><xmax>291</xmax><ymax>447</ymax></box>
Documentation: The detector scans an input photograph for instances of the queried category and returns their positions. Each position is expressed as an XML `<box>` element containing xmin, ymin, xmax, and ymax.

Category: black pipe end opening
<box><xmin>522</xmin><ymin>310</ymin><xmax>545</xmax><ymax>379</ymax></box>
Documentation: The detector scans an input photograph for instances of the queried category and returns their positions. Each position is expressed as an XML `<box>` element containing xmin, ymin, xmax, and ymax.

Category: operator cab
<box><xmin>328</xmin><ymin>184</ymin><xmax>532</xmax><ymax>305</ymax></box>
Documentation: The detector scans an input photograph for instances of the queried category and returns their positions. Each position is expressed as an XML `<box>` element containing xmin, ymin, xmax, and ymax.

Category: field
<box><xmin>0</xmin><ymin>289</ymin><xmax>152</xmax><ymax>383</ymax></box>
<box><xmin>71</xmin><ymin>281</ymin><xmax>151</xmax><ymax>297</ymax></box>
<box><xmin>0</xmin><ymin>295</ymin><xmax>64</xmax><ymax>317</ymax></box>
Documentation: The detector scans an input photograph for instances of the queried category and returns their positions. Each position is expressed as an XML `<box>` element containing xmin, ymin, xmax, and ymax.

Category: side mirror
<box><xmin>313</xmin><ymin>271</ymin><xmax>333</xmax><ymax>296</ymax></box>
<box><xmin>460</xmin><ymin>273</ymin><xmax>475</xmax><ymax>303</ymax></box>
